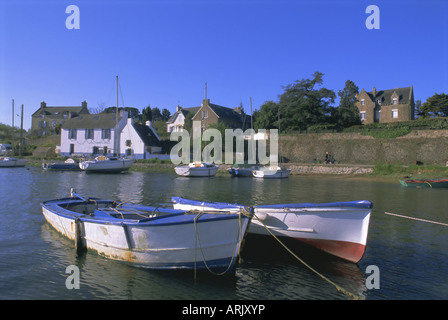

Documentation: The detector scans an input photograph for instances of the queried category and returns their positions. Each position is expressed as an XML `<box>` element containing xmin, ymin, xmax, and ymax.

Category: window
<box><xmin>392</xmin><ymin>109</ymin><xmax>398</xmax><ymax>119</ymax></box>
<box><xmin>85</xmin><ymin>128</ymin><xmax>94</xmax><ymax>140</ymax></box>
<box><xmin>101</xmin><ymin>128</ymin><xmax>111</xmax><ymax>139</ymax></box>
<box><xmin>126</xmin><ymin>140</ymin><xmax>132</xmax><ymax>147</ymax></box>
<box><xmin>361</xmin><ymin>99</ymin><xmax>365</xmax><ymax>106</ymax></box>
<box><xmin>360</xmin><ymin>111</ymin><xmax>366</xmax><ymax>121</ymax></box>
<box><xmin>202</xmin><ymin>109</ymin><xmax>208</xmax><ymax>118</ymax></box>
<box><xmin>69</xmin><ymin>129</ymin><xmax>77</xmax><ymax>140</ymax></box>
<box><xmin>377</xmin><ymin>99</ymin><xmax>382</xmax><ymax>105</ymax></box>
<box><xmin>393</xmin><ymin>98</ymin><xmax>398</xmax><ymax>105</ymax></box>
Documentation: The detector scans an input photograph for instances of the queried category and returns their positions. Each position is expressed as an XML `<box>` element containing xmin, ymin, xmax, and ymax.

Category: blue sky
<box><xmin>1</xmin><ymin>0</ymin><xmax>447</xmax><ymax>130</ymax></box>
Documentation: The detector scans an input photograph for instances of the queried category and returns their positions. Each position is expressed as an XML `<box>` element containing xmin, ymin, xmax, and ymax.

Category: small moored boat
<box><xmin>41</xmin><ymin>190</ymin><xmax>252</xmax><ymax>273</ymax></box>
<box><xmin>43</xmin><ymin>158</ymin><xmax>81</xmax><ymax>171</ymax></box>
<box><xmin>252</xmin><ymin>166</ymin><xmax>290</xmax><ymax>179</ymax></box>
<box><xmin>399</xmin><ymin>178</ymin><xmax>448</xmax><ymax>188</ymax></box>
<box><xmin>172</xmin><ymin>197</ymin><xmax>372</xmax><ymax>263</ymax></box>
<box><xmin>0</xmin><ymin>157</ymin><xmax>26</xmax><ymax>167</ymax></box>
<box><xmin>79</xmin><ymin>156</ymin><xmax>135</xmax><ymax>173</ymax></box>
<box><xmin>175</xmin><ymin>162</ymin><xmax>218</xmax><ymax>177</ymax></box>
<box><xmin>228</xmin><ymin>164</ymin><xmax>260</xmax><ymax>177</ymax></box>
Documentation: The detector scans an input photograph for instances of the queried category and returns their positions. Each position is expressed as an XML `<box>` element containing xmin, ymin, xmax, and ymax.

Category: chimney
<box><xmin>372</xmin><ymin>87</ymin><xmax>376</xmax><ymax>97</ymax></box>
<box><xmin>176</xmin><ymin>105</ymin><xmax>181</xmax><ymax>112</ymax></box>
<box><xmin>41</xmin><ymin>101</ymin><xmax>47</xmax><ymax>109</ymax></box>
<box><xmin>202</xmin><ymin>99</ymin><xmax>210</xmax><ymax>107</ymax></box>
<box><xmin>81</xmin><ymin>101</ymin><xmax>87</xmax><ymax>109</ymax></box>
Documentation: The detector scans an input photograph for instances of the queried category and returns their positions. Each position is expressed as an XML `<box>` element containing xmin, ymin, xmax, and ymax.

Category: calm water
<box><xmin>0</xmin><ymin>167</ymin><xmax>447</xmax><ymax>300</ymax></box>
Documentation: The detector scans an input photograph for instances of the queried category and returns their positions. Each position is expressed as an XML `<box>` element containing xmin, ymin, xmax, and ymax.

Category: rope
<box><xmin>252</xmin><ymin>212</ymin><xmax>364</xmax><ymax>300</ymax></box>
<box><xmin>385</xmin><ymin>212</ymin><xmax>448</xmax><ymax>227</ymax></box>
<box><xmin>193</xmin><ymin>211</ymin><xmax>244</xmax><ymax>279</ymax></box>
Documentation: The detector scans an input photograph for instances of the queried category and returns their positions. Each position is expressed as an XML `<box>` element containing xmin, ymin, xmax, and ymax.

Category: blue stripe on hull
<box><xmin>126</xmin><ymin>257</ymin><xmax>237</xmax><ymax>273</ymax></box>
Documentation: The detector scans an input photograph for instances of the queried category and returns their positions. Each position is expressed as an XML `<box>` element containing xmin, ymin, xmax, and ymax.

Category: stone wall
<box><xmin>279</xmin><ymin>130</ymin><xmax>448</xmax><ymax>165</ymax></box>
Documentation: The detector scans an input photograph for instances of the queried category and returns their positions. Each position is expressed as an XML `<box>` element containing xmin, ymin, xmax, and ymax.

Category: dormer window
<box><xmin>393</xmin><ymin>98</ymin><xmax>398</xmax><ymax>105</ymax></box>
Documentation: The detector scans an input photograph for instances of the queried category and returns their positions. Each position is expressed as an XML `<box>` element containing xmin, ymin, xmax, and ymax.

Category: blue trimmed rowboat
<box><xmin>42</xmin><ymin>158</ymin><xmax>81</xmax><ymax>171</ymax></box>
<box><xmin>172</xmin><ymin>197</ymin><xmax>372</xmax><ymax>263</ymax></box>
<box><xmin>399</xmin><ymin>178</ymin><xmax>448</xmax><ymax>188</ymax></box>
<box><xmin>41</xmin><ymin>190</ymin><xmax>252</xmax><ymax>273</ymax></box>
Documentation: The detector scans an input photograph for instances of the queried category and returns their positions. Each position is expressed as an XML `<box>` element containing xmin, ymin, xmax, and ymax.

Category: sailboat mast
<box><xmin>115</xmin><ymin>75</ymin><xmax>119</xmax><ymax>156</ymax></box>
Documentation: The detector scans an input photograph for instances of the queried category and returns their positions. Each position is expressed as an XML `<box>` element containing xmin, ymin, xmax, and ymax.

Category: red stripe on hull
<box><xmin>295</xmin><ymin>238</ymin><xmax>366</xmax><ymax>263</ymax></box>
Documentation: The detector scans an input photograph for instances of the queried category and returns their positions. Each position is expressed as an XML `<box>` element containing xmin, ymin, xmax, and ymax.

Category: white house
<box><xmin>166</xmin><ymin>106</ymin><xmax>200</xmax><ymax>133</ymax></box>
<box><xmin>120</xmin><ymin>118</ymin><xmax>162</xmax><ymax>159</ymax></box>
<box><xmin>59</xmin><ymin>111</ymin><xmax>162</xmax><ymax>159</ymax></box>
<box><xmin>59</xmin><ymin>111</ymin><xmax>128</xmax><ymax>156</ymax></box>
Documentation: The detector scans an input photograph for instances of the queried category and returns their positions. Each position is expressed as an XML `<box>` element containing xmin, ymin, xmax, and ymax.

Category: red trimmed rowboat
<box><xmin>172</xmin><ymin>197</ymin><xmax>372</xmax><ymax>263</ymax></box>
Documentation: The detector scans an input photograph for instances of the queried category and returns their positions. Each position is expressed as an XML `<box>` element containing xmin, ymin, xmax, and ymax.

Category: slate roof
<box><xmin>167</xmin><ymin>107</ymin><xmax>200</xmax><ymax>123</ymax></box>
<box><xmin>133</xmin><ymin>122</ymin><xmax>161</xmax><ymax>147</ymax></box>
<box><xmin>32</xmin><ymin>106</ymin><xmax>88</xmax><ymax>117</ymax></box>
<box><xmin>61</xmin><ymin>113</ymin><xmax>123</xmax><ymax>129</ymax></box>
<box><xmin>365</xmin><ymin>86</ymin><xmax>413</xmax><ymax>106</ymax></box>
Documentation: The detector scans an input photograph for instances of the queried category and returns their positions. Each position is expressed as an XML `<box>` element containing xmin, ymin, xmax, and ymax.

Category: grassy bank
<box><xmin>370</xmin><ymin>163</ymin><xmax>448</xmax><ymax>179</ymax></box>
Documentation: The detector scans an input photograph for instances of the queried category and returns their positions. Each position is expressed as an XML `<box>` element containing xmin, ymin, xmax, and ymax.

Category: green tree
<box><xmin>420</xmin><ymin>93</ymin><xmax>448</xmax><ymax>118</ymax></box>
<box><xmin>142</xmin><ymin>105</ymin><xmax>152</xmax><ymax>123</ymax></box>
<box><xmin>331</xmin><ymin>80</ymin><xmax>361</xmax><ymax>128</ymax></box>
<box><xmin>161</xmin><ymin>108</ymin><xmax>171</xmax><ymax>121</ymax></box>
<box><xmin>278</xmin><ymin>71</ymin><xmax>335</xmax><ymax>131</ymax></box>
<box><xmin>151</xmin><ymin>107</ymin><xmax>163</xmax><ymax>121</ymax></box>
<box><xmin>253</xmin><ymin>100</ymin><xmax>278</xmax><ymax>130</ymax></box>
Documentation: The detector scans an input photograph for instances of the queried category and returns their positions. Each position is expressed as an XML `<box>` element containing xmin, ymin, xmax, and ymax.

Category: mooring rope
<box><xmin>385</xmin><ymin>212</ymin><xmax>448</xmax><ymax>227</ymax></box>
<box><xmin>193</xmin><ymin>211</ymin><xmax>245</xmax><ymax>279</ymax></box>
<box><xmin>252</xmin><ymin>212</ymin><xmax>364</xmax><ymax>300</ymax></box>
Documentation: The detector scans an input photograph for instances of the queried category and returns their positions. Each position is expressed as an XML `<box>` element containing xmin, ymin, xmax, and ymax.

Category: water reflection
<box><xmin>1</xmin><ymin>167</ymin><xmax>446</xmax><ymax>299</ymax></box>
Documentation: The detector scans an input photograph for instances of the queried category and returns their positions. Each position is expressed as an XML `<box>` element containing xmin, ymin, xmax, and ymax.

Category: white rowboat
<box><xmin>79</xmin><ymin>156</ymin><xmax>135</xmax><ymax>173</ymax></box>
<box><xmin>41</xmin><ymin>190</ymin><xmax>252</xmax><ymax>273</ymax></box>
<box><xmin>172</xmin><ymin>197</ymin><xmax>372</xmax><ymax>263</ymax></box>
<box><xmin>0</xmin><ymin>157</ymin><xmax>26</xmax><ymax>167</ymax></box>
<box><xmin>175</xmin><ymin>162</ymin><xmax>218</xmax><ymax>177</ymax></box>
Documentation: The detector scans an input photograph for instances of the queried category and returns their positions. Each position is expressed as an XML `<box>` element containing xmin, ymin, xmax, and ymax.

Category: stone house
<box><xmin>166</xmin><ymin>99</ymin><xmax>251</xmax><ymax>132</ymax></box>
<box><xmin>31</xmin><ymin>101</ymin><xmax>90</xmax><ymax>135</ymax></box>
<box><xmin>356</xmin><ymin>86</ymin><xmax>415</xmax><ymax>124</ymax></box>
<box><xmin>191</xmin><ymin>99</ymin><xmax>251</xmax><ymax>131</ymax></box>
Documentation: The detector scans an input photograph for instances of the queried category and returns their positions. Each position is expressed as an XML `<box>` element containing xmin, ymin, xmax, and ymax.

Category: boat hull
<box><xmin>41</xmin><ymin>197</ymin><xmax>250</xmax><ymax>273</ymax></box>
<box><xmin>172</xmin><ymin>197</ymin><xmax>372</xmax><ymax>263</ymax></box>
<box><xmin>79</xmin><ymin>158</ymin><xmax>135</xmax><ymax>173</ymax></box>
<box><xmin>0</xmin><ymin>158</ymin><xmax>26</xmax><ymax>167</ymax></box>
<box><xmin>43</xmin><ymin>163</ymin><xmax>81</xmax><ymax>171</ymax></box>
<box><xmin>252</xmin><ymin>168</ymin><xmax>290</xmax><ymax>179</ymax></box>
<box><xmin>175</xmin><ymin>164</ymin><xmax>218</xmax><ymax>177</ymax></box>
<box><xmin>399</xmin><ymin>178</ymin><xmax>448</xmax><ymax>188</ymax></box>
<box><xmin>228</xmin><ymin>166</ymin><xmax>261</xmax><ymax>177</ymax></box>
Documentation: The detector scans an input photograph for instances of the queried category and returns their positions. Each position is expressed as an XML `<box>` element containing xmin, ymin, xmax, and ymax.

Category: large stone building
<box><xmin>356</xmin><ymin>86</ymin><xmax>415</xmax><ymax>124</ymax></box>
<box><xmin>166</xmin><ymin>99</ymin><xmax>251</xmax><ymax>132</ymax></box>
<box><xmin>31</xmin><ymin>101</ymin><xmax>90</xmax><ymax>135</ymax></box>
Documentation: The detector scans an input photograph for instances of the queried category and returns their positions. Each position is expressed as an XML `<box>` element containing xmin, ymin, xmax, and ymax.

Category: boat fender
<box><xmin>256</xmin><ymin>212</ymin><xmax>269</xmax><ymax>221</ymax></box>
<box><xmin>74</xmin><ymin>217</ymin><xmax>86</xmax><ymax>256</ymax></box>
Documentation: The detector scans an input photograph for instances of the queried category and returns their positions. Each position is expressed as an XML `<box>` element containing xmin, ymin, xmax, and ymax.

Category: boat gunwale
<box><xmin>41</xmin><ymin>197</ymin><xmax>249</xmax><ymax>227</ymax></box>
<box><xmin>172</xmin><ymin>197</ymin><xmax>373</xmax><ymax>210</ymax></box>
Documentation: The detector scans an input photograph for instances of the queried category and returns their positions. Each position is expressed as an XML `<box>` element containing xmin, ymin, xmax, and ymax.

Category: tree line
<box><xmin>253</xmin><ymin>71</ymin><xmax>448</xmax><ymax>133</ymax></box>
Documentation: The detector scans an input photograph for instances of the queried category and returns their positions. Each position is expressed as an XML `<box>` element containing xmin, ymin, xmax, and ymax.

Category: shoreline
<box><xmin>23</xmin><ymin>158</ymin><xmax>448</xmax><ymax>181</ymax></box>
